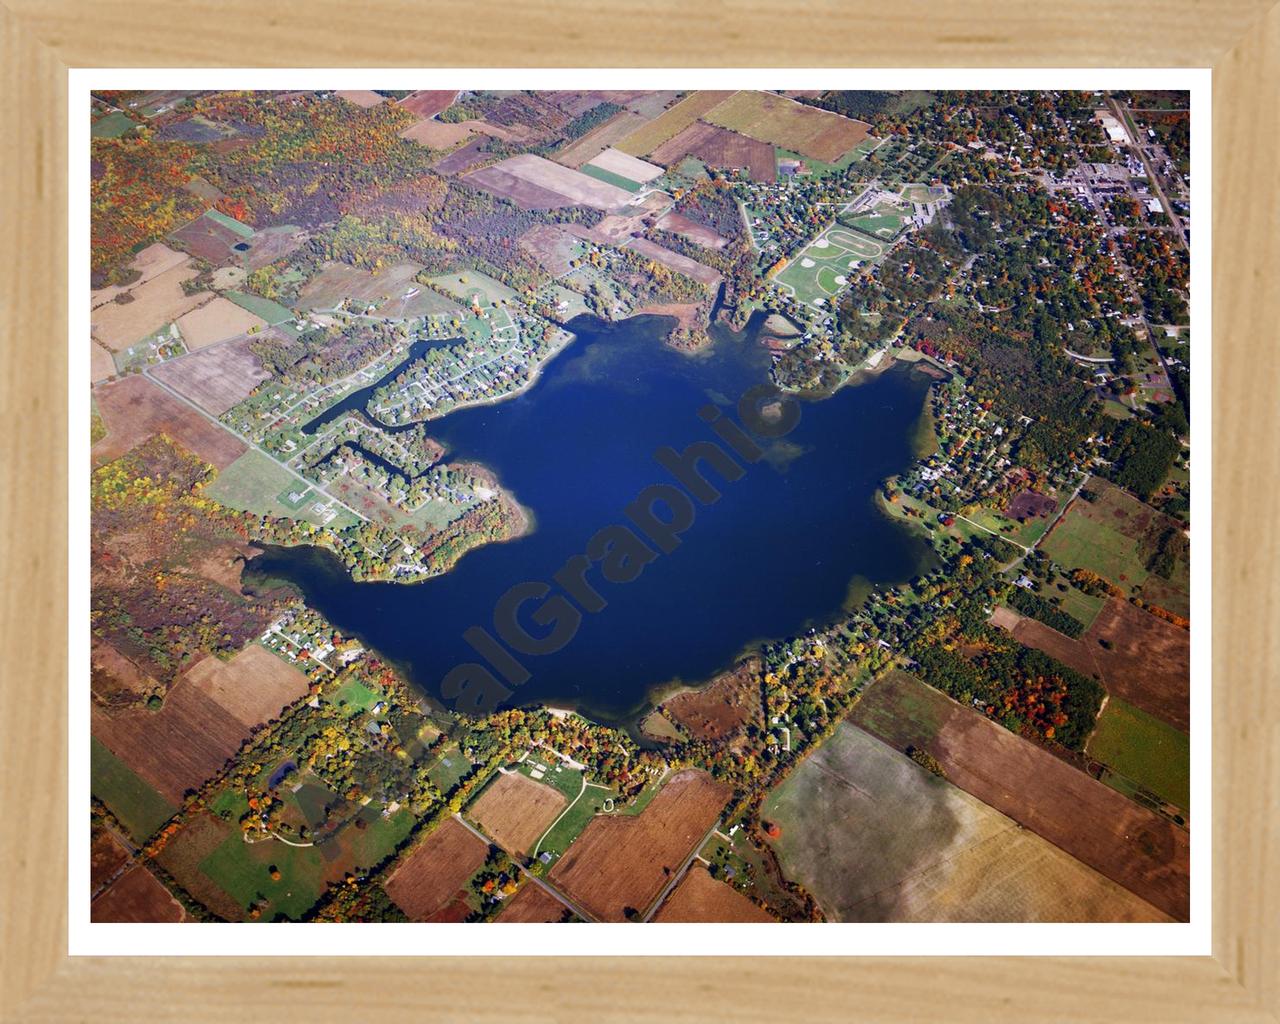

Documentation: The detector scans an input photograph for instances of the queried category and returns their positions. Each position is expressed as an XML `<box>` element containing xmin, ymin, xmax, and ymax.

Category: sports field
<box><xmin>773</xmin><ymin>226</ymin><xmax>885</xmax><ymax>308</ymax></box>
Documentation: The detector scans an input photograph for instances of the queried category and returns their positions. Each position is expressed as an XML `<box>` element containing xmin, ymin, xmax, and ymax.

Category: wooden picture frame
<box><xmin>3</xmin><ymin>2</ymin><xmax>1276</xmax><ymax>1018</ymax></box>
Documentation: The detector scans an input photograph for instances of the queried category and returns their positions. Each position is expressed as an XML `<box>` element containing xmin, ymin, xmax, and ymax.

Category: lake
<box><xmin>245</xmin><ymin>313</ymin><xmax>935</xmax><ymax>725</ymax></box>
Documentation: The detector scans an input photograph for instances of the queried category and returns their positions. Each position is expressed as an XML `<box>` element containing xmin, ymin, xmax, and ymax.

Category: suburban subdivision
<box><xmin>88</xmin><ymin>87</ymin><xmax>1192</xmax><ymax>924</ymax></box>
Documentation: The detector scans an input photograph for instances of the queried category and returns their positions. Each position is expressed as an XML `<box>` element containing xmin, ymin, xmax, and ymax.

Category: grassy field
<box><xmin>579</xmin><ymin>164</ymin><xmax>642</xmax><ymax>192</ymax></box>
<box><xmin>206</xmin><ymin>449</ymin><xmax>359</xmax><ymax>530</ymax></box>
<box><xmin>774</xmin><ymin>145</ymin><xmax>868</xmax><ymax>179</ymax></box>
<box><xmin>331</xmin><ymin>677</ymin><xmax>380</xmax><ymax>716</ymax></box>
<box><xmin>91</xmin><ymin>736</ymin><xmax>177</xmax><ymax>842</ymax></box>
<box><xmin>1041</xmin><ymin>503</ymin><xmax>1150</xmax><ymax>588</ymax></box>
<box><xmin>225</xmin><ymin>290</ymin><xmax>296</xmax><ymax>325</ymax></box>
<box><xmin>532</xmin><ymin>783</ymin><xmax>612</xmax><ymax>860</ymax></box>
<box><xmin>205</xmin><ymin>208</ymin><xmax>254</xmax><ymax>239</ymax></box>
<box><xmin>1088</xmin><ymin>696</ymin><xmax>1190</xmax><ymax>811</ymax></box>
<box><xmin>427</xmin><ymin>269</ymin><xmax>518</xmax><ymax>307</ymax></box>
<box><xmin>92</xmin><ymin>111</ymin><xmax>137</xmax><ymax>139</ymax></box>
<box><xmin>964</xmin><ymin>505</ymin><xmax>1052</xmax><ymax>548</ymax></box>
<box><xmin>846</xmin><ymin>213</ymin><xmax>909</xmax><ymax>239</ymax></box>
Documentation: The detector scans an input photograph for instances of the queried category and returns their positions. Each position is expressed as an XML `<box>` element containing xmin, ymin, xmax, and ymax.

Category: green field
<box><xmin>1041</xmin><ymin>506</ymin><xmax>1150</xmax><ymax>589</ymax></box>
<box><xmin>91</xmin><ymin>737</ymin><xmax>176</xmax><ymax>842</ymax></box>
<box><xmin>531</xmin><ymin>783</ymin><xmax>612</xmax><ymax>861</ymax></box>
<box><xmin>1087</xmin><ymin>697</ymin><xmax>1190</xmax><ymax>811</ymax></box>
<box><xmin>964</xmin><ymin>506</ymin><xmax>1051</xmax><ymax>548</ymax></box>
<box><xmin>1052</xmin><ymin>579</ymin><xmax>1109</xmax><ymax>630</ymax></box>
<box><xmin>92</xmin><ymin>111</ymin><xmax>137</xmax><ymax>139</ymax></box>
<box><xmin>580</xmin><ymin>163</ymin><xmax>642</xmax><ymax>192</ymax></box>
<box><xmin>775</xmin><ymin>145</ymin><xmax>868</xmax><ymax>179</ymax></box>
<box><xmin>225</xmin><ymin>290</ymin><xmax>296</xmax><ymax>325</ymax></box>
<box><xmin>514</xmin><ymin>754</ymin><xmax>582</xmax><ymax>802</ymax></box>
<box><xmin>206</xmin><ymin>449</ymin><xmax>359</xmax><ymax>529</ymax></box>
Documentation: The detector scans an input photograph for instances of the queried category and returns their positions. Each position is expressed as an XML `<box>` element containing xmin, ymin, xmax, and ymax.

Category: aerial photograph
<box><xmin>87</xmin><ymin>87</ymin><xmax>1191</xmax><ymax>925</ymax></box>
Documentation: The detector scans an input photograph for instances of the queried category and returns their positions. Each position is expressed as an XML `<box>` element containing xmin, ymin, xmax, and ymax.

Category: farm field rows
<box><xmin>763</xmin><ymin>722</ymin><xmax>1169</xmax><ymax>922</ymax></box>
<box><xmin>849</xmin><ymin>671</ymin><xmax>1190</xmax><ymax>920</ymax></box>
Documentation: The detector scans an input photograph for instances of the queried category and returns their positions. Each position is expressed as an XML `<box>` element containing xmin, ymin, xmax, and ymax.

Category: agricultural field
<box><xmin>650</xmin><ymin>122</ymin><xmax>776</xmax><ymax>182</ymax></box>
<box><xmin>91</xmin><ymin>668</ymin><xmax>276</xmax><ymax>804</ymax></box>
<box><xmin>552</xmin><ymin>110</ymin><xmax>646</xmax><ymax>168</ymax></box>
<box><xmin>1088</xmin><ymin>696</ymin><xmax>1190</xmax><ymax>812</ymax></box>
<box><xmin>519</xmin><ymin>224</ymin><xmax>587</xmax><ymax>277</ymax></box>
<box><xmin>295</xmin><ymin>261</ymin><xmax>425</xmax><ymax>312</ymax></box>
<box><xmin>384</xmin><ymin>818</ymin><xmax>490</xmax><ymax>921</ymax></box>
<box><xmin>90</xmin><ymin>262</ymin><xmax>208</xmax><ymax>351</ymax></box>
<box><xmin>849</xmin><ymin>671</ymin><xmax>1190</xmax><ymax>920</ymax></box>
<box><xmin>615</xmin><ymin>90</ymin><xmax>736</xmax><ymax>157</ymax></box>
<box><xmin>655</xmin><ymin>210</ymin><xmax>728</xmax><ymax>249</ymax></box>
<box><xmin>466</xmin><ymin>770</ymin><xmax>568</xmax><ymax>857</ymax></box>
<box><xmin>496</xmin><ymin>881</ymin><xmax>574</xmax><ymax>922</ymax></box>
<box><xmin>426</xmin><ymin>269</ymin><xmax>518</xmax><ymax>307</ymax></box>
<box><xmin>547</xmin><ymin>768</ymin><xmax>729</xmax><ymax>921</ymax></box>
<box><xmin>91</xmin><ymin>736</ymin><xmax>176</xmax><ymax>842</ymax></box>
<box><xmin>91</xmin><ymin>864</ymin><xmax>186</xmax><ymax>922</ymax></box>
<box><xmin>465</xmin><ymin>154</ymin><xmax>635</xmax><ymax>211</ymax></box>
<box><xmin>182</xmin><ymin>645</ymin><xmax>311</xmax><ymax>729</ymax></box>
<box><xmin>396</xmin><ymin>90</ymin><xmax>458</xmax><ymax>120</ymax></box>
<box><xmin>702</xmin><ymin>90</ymin><xmax>871</xmax><ymax>162</ymax></box>
<box><xmin>170</xmin><ymin>210</ymin><xmax>253</xmax><ymax>265</ymax></box>
<box><xmin>763</xmin><ymin>722</ymin><xmax>1167</xmax><ymax>922</ymax></box>
<box><xmin>774</xmin><ymin>226</ymin><xmax>885</xmax><ymax>308</ymax></box>
<box><xmin>401</xmin><ymin>118</ymin><xmax>476</xmax><ymax>149</ymax></box>
<box><xmin>623</xmin><ymin>236</ymin><xmax>723</xmax><ymax>288</ymax></box>
<box><xmin>90</xmin><ymin>243</ymin><xmax>190</xmax><ymax>309</ymax></box>
<box><xmin>582</xmin><ymin>147</ymin><xmax>664</xmax><ymax>185</ymax></box>
<box><xmin>652</xmin><ymin>864</ymin><xmax>774</xmax><ymax>922</ymax></box>
<box><xmin>150</xmin><ymin>335</ymin><xmax>271</xmax><ymax>415</ymax></box>
<box><xmin>335</xmin><ymin>90</ymin><xmax>385</xmax><ymax>109</ymax></box>
<box><xmin>175</xmin><ymin>296</ymin><xmax>268</xmax><ymax>350</ymax></box>
<box><xmin>91</xmin><ymin>110</ymin><xmax>138</xmax><ymax>139</ymax></box>
<box><xmin>997</xmin><ymin>597</ymin><xmax>1190</xmax><ymax>731</ymax></box>
<box><xmin>90</xmin><ymin>829</ymin><xmax>131</xmax><ymax>893</ymax></box>
<box><xmin>92</xmin><ymin>375</ymin><xmax>247</xmax><ymax>469</ymax></box>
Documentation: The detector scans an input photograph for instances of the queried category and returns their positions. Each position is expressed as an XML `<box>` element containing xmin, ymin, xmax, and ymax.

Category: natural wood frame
<box><xmin>2</xmin><ymin>2</ymin><xmax>1277</xmax><ymax>1019</ymax></box>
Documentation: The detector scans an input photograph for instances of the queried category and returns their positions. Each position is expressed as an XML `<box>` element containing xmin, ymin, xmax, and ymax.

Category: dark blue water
<box><xmin>246</xmin><ymin>313</ymin><xmax>934</xmax><ymax>724</ymax></box>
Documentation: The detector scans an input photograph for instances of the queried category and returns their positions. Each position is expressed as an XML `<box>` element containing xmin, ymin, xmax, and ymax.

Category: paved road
<box><xmin>1107</xmin><ymin>97</ymin><xmax>1187</xmax><ymax>250</ymax></box>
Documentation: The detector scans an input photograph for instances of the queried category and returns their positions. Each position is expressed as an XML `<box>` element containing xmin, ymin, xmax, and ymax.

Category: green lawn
<box><xmin>532</xmin><ymin>784</ymin><xmax>612</xmax><ymax>861</ymax></box>
<box><xmin>91</xmin><ymin>737</ymin><xmax>176</xmax><ymax>842</ymax></box>
<box><xmin>331</xmin><ymin>677</ymin><xmax>379</xmax><ymax>716</ymax></box>
<box><xmin>427</xmin><ymin>270</ymin><xmax>518</xmax><ymax>307</ymax></box>
<box><xmin>514</xmin><ymin>754</ymin><xmax>583</xmax><ymax>802</ymax></box>
<box><xmin>1087</xmin><ymin>696</ymin><xmax>1190</xmax><ymax>811</ymax></box>
<box><xmin>1051</xmin><ymin>579</ymin><xmax>1108</xmax><ymax>630</ymax></box>
<box><xmin>200</xmin><ymin>830</ymin><xmax>328</xmax><ymax>921</ymax></box>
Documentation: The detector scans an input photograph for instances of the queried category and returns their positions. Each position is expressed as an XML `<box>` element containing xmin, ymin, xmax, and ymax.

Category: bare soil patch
<box><xmin>150</xmin><ymin>335</ymin><xmax>271</xmax><ymax>416</ymax></box>
<box><xmin>431</xmin><ymin>137</ymin><xmax>493</xmax><ymax>175</ymax></box>
<box><xmin>654</xmin><ymin>864</ymin><xmax>774</xmax><ymax>922</ymax></box>
<box><xmin>548</xmin><ymin>769</ymin><xmax>730</xmax><ymax>921</ymax></box>
<box><xmin>401</xmin><ymin>119</ymin><xmax>475</xmax><ymax>150</ymax></box>
<box><xmin>335</xmin><ymin>89</ymin><xmax>385</xmax><ymax>108</ymax></box>
<box><xmin>850</xmin><ymin>672</ymin><xmax>1189</xmax><ymax>920</ymax></box>
<box><xmin>175</xmin><ymin>296</ymin><xmax>268</xmax><ymax>350</ymax></box>
<box><xmin>91</xmin><ymin>639</ymin><xmax>158</xmax><ymax>707</ymax></box>
<box><xmin>1007</xmin><ymin>489</ymin><xmax>1057</xmax><ymax>520</ymax></box>
<box><xmin>91</xmin><ymin>865</ymin><xmax>186</xmax><ymax>922</ymax></box>
<box><xmin>385</xmin><ymin>818</ymin><xmax>488</xmax><ymax>921</ymax></box>
<box><xmin>468</xmin><ymin>771</ymin><xmax>567</xmax><ymax>858</ymax></box>
<box><xmin>170</xmin><ymin>214</ymin><xmax>244</xmax><ymax>265</ymax></box>
<box><xmin>92</xmin><ymin>375</ymin><xmax>247</xmax><ymax>470</ymax></box>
